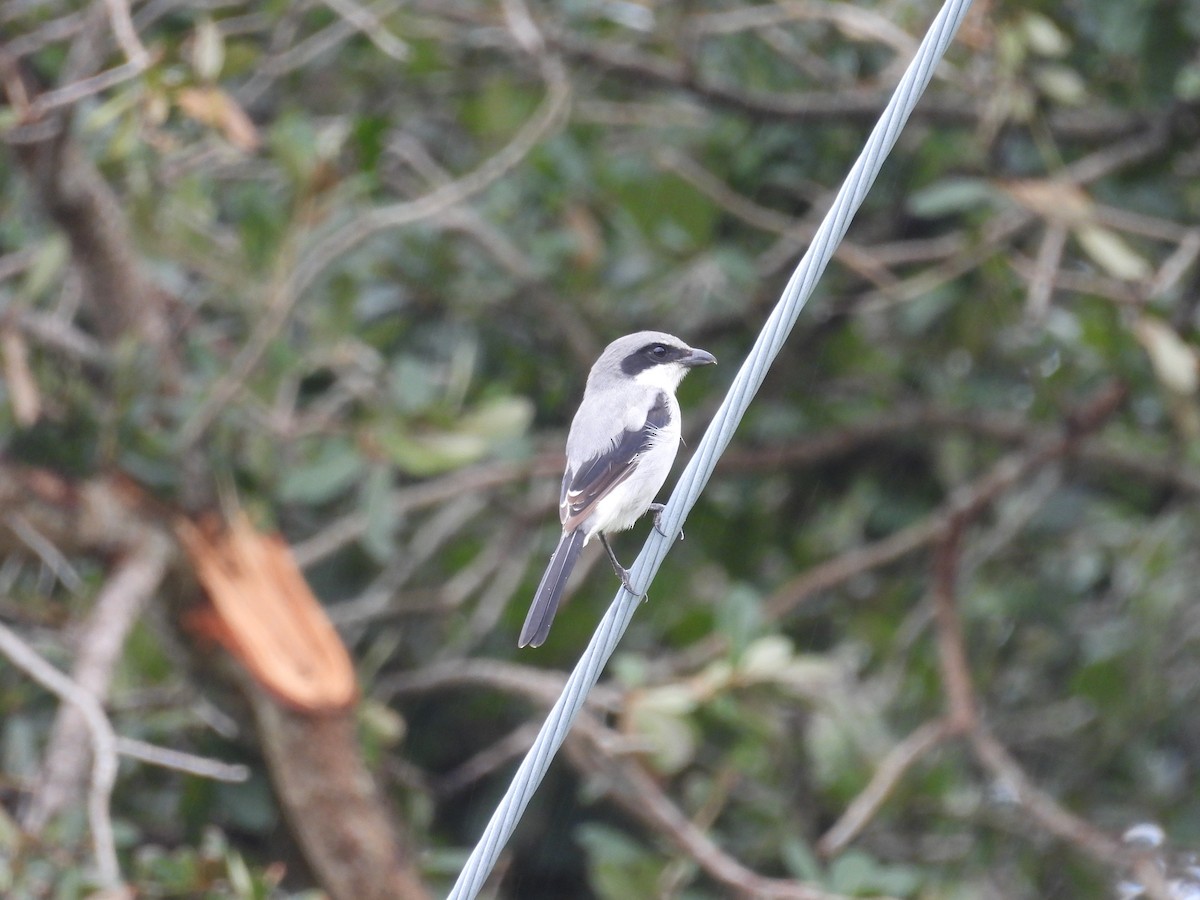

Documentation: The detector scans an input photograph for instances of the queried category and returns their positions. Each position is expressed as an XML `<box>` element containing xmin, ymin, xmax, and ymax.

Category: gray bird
<box><xmin>519</xmin><ymin>331</ymin><xmax>716</xmax><ymax>648</ymax></box>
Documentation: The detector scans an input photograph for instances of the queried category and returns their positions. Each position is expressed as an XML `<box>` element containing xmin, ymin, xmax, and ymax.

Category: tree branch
<box><xmin>0</xmin><ymin>621</ymin><xmax>122</xmax><ymax>888</ymax></box>
<box><xmin>765</xmin><ymin>382</ymin><xmax>1127</xmax><ymax>620</ymax></box>
<box><xmin>23</xmin><ymin>530</ymin><xmax>172</xmax><ymax>833</ymax></box>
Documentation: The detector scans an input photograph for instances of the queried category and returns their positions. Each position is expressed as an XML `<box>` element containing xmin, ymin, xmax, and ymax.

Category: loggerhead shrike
<box><xmin>519</xmin><ymin>331</ymin><xmax>716</xmax><ymax>648</ymax></box>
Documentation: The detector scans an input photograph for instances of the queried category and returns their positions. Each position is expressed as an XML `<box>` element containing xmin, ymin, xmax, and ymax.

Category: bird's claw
<box><xmin>601</xmin><ymin>533</ymin><xmax>647</xmax><ymax>598</ymax></box>
<box><xmin>649</xmin><ymin>503</ymin><xmax>683</xmax><ymax>541</ymax></box>
<box><xmin>615</xmin><ymin>565</ymin><xmax>645</xmax><ymax>598</ymax></box>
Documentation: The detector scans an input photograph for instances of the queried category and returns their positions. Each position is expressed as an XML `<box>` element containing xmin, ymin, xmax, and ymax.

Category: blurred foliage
<box><xmin>3</xmin><ymin>0</ymin><xmax>1200</xmax><ymax>897</ymax></box>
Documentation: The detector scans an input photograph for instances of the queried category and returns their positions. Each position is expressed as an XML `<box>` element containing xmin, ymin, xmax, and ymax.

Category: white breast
<box><xmin>582</xmin><ymin>396</ymin><xmax>681</xmax><ymax>541</ymax></box>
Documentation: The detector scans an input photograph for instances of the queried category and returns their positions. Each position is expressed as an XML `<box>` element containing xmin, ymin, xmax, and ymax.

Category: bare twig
<box><xmin>765</xmin><ymin>514</ymin><xmax>942</xmax><ymax>620</ymax></box>
<box><xmin>14</xmin><ymin>310</ymin><xmax>111</xmax><ymax>367</ymax></box>
<box><xmin>436</xmin><ymin>528</ymin><xmax>538</xmax><ymax>658</ymax></box>
<box><xmin>381</xmin><ymin>657</ymin><xmax>624</xmax><ymax>712</ymax></box>
<box><xmin>326</xmin><ymin>493</ymin><xmax>489</xmax><ymax>628</ymax></box>
<box><xmin>178</xmin><ymin>40</ymin><xmax>570</xmax><ymax>450</ymax></box>
<box><xmin>969</xmin><ymin>730</ymin><xmax>1123</xmax><ymax>863</ymax></box>
<box><xmin>320</xmin><ymin>0</ymin><xmax>409</xmax><ymax>60</ymax></box>
<box><xmin>288</xmin><ymin>54</ymin><xmax>571</xmax><ymax>301</ymax></box>
<box><xmin>656</xmin><ymin>766</ymin><xmax>739</xmax><ymax>898</ymax></box>
<box><xmin>1148</xmin><ymin>229</ymin><xmax>1200</xmax><ymax>298</ymax></box>
<box><xmin>765</xmin><ymin>382</ymin><xmax>1126</xmax><ymax>620</ymax></box>
<box><xmin>501</xmin><ymin>0</ymin><xmax>544</xmax><ymax>55</ymax></box>
<box><xmin>850</xmin><ymin>209</ymin><xmax>1037</xmax><ymax>313</ymax></box>
<box><xmin>2</xmin><ymin>10</ymin><xmax>88</xmax><ymax>59</ymax></box>
<box><xmin>852</xmin><ymin>120</ymin><xmax>1173</xmax><ymax>314</ymax></box>
<box><xmin>1061</xmin><ymin>122</ymin><xmax>1171</xmax><ymax>185</ymax></box>
<box><xmin>816</xmin><ymin>414</ymin><xmax>1151</xmax><ymax>886</ymax></box>
<box><xmin>9</xmin><ymin>58</ymin><xmax>149</xmax><ymax>121</ymax></box>
<box><xmin>422</xmin><ymin>0</ymin><xmax>1151</xmax><ymax>138</ymax></box>
<box><xmin>931</xmin><ymin>521</ymin><xmax>975</xmax><ymax>728</ymax></box>
<box><xmin>434</xmin><ymin>723</ymin><xmax>540</xmax><ymax>798</ymax></box>
<box><xmin>1010</xmin><ymin>251</ymin><xmax>1144</xmax><ymax>307</ymax></box>
<box><xmin>394</xmin><ymin>655</ymin><xmax>879</xmax><ymax>898</ymax></box>
<box><xmin>657</xmin><ymin>149</ymin><xmax>897</xmax><ymax>288</ymax></box>
<box><xmin>0</xmin><ymin>621</ymin><xmax>122</xmax><ymax>888</ymax></box>
<box><xmin>817</xmin><ymin>719</ymin><xmax>955</xmax><ymax>856</ymax></box>
<box><xmin>1025</xmin><ymin>221</ymin><xmax>1068</xmax><ymax>320</ymax></box>
<box><xmin>0</xmin><ymin>247</ymin><xmax>37</xmax><ymax>282</ymax></box>
<box><xmin>1093</xmin><ymin>204</ymin><xmax>1194</xmax><ymax>245</ymax></box>
<box><xmin>173</xmin><ymin>223</ymin><xmax>310</xmax><ymax>450</ymax></box>
<box><xmin>114</xmin><ymin>736</ymin><xmax>250</xmax><ymax>782</ymax></box>
<box><xmin>24</xmin><ymin>531</ymin><xmax>172</xmax><ymax>834</ymax></box>
<box><xmin>691</xmin><ymin>1</ymin><xmax>919</xmax><ymax>59</ymax></box>
<box><xmin>247</xmin><ymin>0</ymin><xmax>405</xmax><ymax>89</ymax></box>
<box><xmin>293</xmin><ymin>453</ymin><xmax>561</xmax><ymax>567</ymax></box>
<box><xmin>101</xmin><ymin>0</ymin><xmax>151</xmax><ymax>67</ymax></box>
<box><xmin>4</xmin><ymin>512</ymin><xmax>85</xmax><ymax>594</ymax></box>
<box><xmin>546</xmin><ymin>26</ymin><xmax>973</xmax><ymax>126</ymax></box>
<box><xmin>565</xmin><ymin>725</ymin><xmax>889</xmax><ymax>900</ymax></box>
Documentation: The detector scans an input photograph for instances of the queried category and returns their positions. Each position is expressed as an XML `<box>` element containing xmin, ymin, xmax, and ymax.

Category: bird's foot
<box><xmin>649</xmin><ymin>503</ymin><xmax>683</xmax><ymax>541</ymax></box>
<box><xmin>600</xmin><ymin>533</ymin><xmax>647</xmax><ymax>597</ymax></box>
<box><xmin>615</xmin><ymin>564</ymin><xmax>645</xmax><ymax>598</ymax></box>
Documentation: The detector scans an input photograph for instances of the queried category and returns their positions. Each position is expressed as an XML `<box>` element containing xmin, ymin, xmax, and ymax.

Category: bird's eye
<box><xmin>651</xmin><ymin>344</ymin><xmax>668</xmax><ymax>359</ymax></box>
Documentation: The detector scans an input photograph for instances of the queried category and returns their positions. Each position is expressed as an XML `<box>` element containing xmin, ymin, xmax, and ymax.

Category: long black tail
<box><xmin>519</xmin><ymin>530</ymin><xmax>586</xmax><ymax>648</ymax></box>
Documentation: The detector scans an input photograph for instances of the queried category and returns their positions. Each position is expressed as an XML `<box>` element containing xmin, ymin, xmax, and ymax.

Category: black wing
<box><xmin>560</xmin><ymin>391</ymin><xmax>670</xmax><ymax>533</ymax></box>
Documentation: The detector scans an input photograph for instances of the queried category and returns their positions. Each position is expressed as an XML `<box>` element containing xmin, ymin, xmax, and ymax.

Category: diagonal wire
<box><xmin>448</xmin><ymin>0</ymin><xmax>975</xmax><ymax>896</ymax></box>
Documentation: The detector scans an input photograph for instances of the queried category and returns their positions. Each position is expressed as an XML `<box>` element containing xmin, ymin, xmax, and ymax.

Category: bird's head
<box><xmin>593</xmin><ymin>331</ymin><xmax>717</xmax><ymax>393</ymax></box>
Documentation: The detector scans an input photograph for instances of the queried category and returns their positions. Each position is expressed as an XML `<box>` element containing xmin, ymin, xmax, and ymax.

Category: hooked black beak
<box><xmin>683</xmin><ymin>348</ymin><xmax>717</xmax><ymax>367</ymax></box>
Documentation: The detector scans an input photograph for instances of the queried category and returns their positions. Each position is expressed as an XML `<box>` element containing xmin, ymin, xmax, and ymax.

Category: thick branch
<box><xmin>9</xmin><ymin>107</ymin><xmax>170</xmax><ymax>352</ymax></box>
<box><xmin>249</xmin><ymin>685</ymin><xmax>431</xmax><ymax>900</ymax></box>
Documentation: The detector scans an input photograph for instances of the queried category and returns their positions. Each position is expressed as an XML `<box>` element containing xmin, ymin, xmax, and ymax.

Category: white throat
<box><xmin>633</xmin><ymin>363</ymin><xmax>688</xmax><ymax>393</ymax></box>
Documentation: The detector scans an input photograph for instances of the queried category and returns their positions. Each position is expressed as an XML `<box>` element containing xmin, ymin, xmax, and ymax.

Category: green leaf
<box><xmin>1034</xmin><ymin>64</ymin><xmax>1088</xmax><ymax>105</ymax></box>
<box><xmin>225</xmin><ymin>848</ymin><xmax>255</xmax><ymax>897</ymax></box>
<box><xmin>278</xmin><ymin>439</ymin><xmax>364</xmax><ymax>504</ymax></box>
<box><xmin>268</xmin><ymin>111</ymin><xmax>320</xmax><ymax>185</ymax></box>
<box><xmin>372</xmin><ymin>396</ymin><xmax>532</xmax><ymax>476</ymax></box>
<box><xmin>213</xmin><ymin>776</ymin><xmax>277</xmax><ymax>834</ymax></box>
<box><xmin>1075</xmin><ymin>224</ymin><xmax>1152</xmax><ymax>281</ymax></box>
<box><xmin>907</xmin><ymin>178</ymin><xmax>996</xmax><ymax>218</ymax></box>
<box><xmin>739</xmin><ymin>634</ymin><xmax>795</xmax><ymax>678</ymax></box>
<box><xmin>352</xmin><ymin>114</ymin><xmax>389</xmax><ymax>172</ymax></box>
<box><xmin>780</xmin><ymin>835</ymin><xmax>824</xmax><ymax>883</ymax></box>
<box><xmin>806</xmin><ymin>711</ymin><xmax>860</xmax><ymax>791</ymax></box>
<box><xmin>374</xmin><ymin>424</ymin><xmax>486</xmax><ymax>476</ymax></box>
<box><xmin>20</xmin><ymin>235</ymin><xmax>69</xmax><ymax>301</ymax></box>
<box><xmin>461</xmin><ymin>76</ymin><xmax>537</xmax><ymax>138</ymax></box>
<box><xmin>607</xmin><ymin>168</ymin><xmax>718</xmax><ymax>252</ymax></box>
<box><xmin>360</xmin><ymin>463</ymin><xmax>397</xmax><ymax>560</ymax></box>
<box><xmin>191</xmin><ymin>17</ymin><xmax>225</xmax><ymax>81</ymax></box>
<box><xmin>578</xmin><ymin>824</ymin><xmax>663</xmax><ymax>900</ymax></box>
<box><xmin>458</xmin><ymin>396</ymin><xmax>534</xmax><ymax>439</ymax></box>
<box><xmin>828</xmin><ymin>849</ymin><xmax>922</xmax><ymax>897</ymax></box>
<box><xmin>1177</xmin><ymin>63</ymin><xmax>1200</xmax><ymax>100</ymax></box>
<box><xmin>714</xmin><ymin>584</ymin><xmax>764</xmax><ymax>656</ymax></box>
<box><xmin>627</xmin><ymin>687</ymin><xmax>699</xmax><ymax>774</ymax></box>
<box><xmin>1020</xmin><ymin>12</ymin><xmax>1071</xmax><ymax>57</ymax></box>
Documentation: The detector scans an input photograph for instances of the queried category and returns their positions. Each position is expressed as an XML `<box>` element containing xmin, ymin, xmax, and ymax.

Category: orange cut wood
<box><xmin>177</xmin><ymin>512</ymin><xmax>357</xmax><ymax>713</ymax></box>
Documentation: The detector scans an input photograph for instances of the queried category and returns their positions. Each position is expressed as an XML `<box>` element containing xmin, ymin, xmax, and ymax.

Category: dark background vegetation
<box><xmin>3</xmin><ymin>0</ymin><xmax>1200</xmax><ymax>897</ymax></box>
